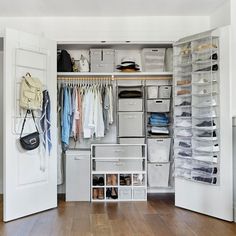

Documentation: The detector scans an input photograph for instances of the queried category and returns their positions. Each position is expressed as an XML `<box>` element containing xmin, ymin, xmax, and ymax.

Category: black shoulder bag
<box><xmin>20</xmin><ymin>110</ymin><xmax>40</xmax><ymax>150</ymax></box>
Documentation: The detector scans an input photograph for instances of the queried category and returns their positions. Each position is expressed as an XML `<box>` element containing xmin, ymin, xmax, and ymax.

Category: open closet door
<box><xmin>3</xmin><ymin>28</ymin><xmax>57</xmax><ymax>221</ymax></box>
<box><xmin>174</xmin><ymin>26</ymin><xmax>233</xmax><ymax>221</ymax></box>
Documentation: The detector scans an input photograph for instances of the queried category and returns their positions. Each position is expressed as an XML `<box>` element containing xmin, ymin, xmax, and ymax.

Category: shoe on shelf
<box><xmin>176</xmin><ymin>120</ymin><xmax>192</xmax><ymax>128</ymax></box>
<box><xmin>179</xmin><ymin>101</ymin><xmax>191</xmax><ymax>106</ymax></box>
<box><xmin>125</xmin><ymin>176</ymin><xmax>131</xmax><ymax>186</ymax></box>
<box><xmin>179</xmin><ymin>141</ymin><xmax>191</xmax><ymax>148</ymax></box>
<box><xmin>98</xmin><ymin>188</ymin><xmax>104</xmax><ymax>199</ymax></box>
<box><xmin>178</xmin><ymin>151</ymin><xmax>192</xmax><ymax>157</ymax></box>
<box><xmin>176</xmin><ymin>129</ymin><xmax>192</xmax><ymax>137</ymax></box>
<box><xmin>180</xmin><ymin>112</ymin><xmax>191</xmax><ymax>117</ymax></box>
<box><xmin>196</xmin><ymin>99</ymin><xmax>217</xmax><ymax>107</ymax></box>
<box><xmin>98</xmin><ymin>177</ymin><xmax>104</xmax><ymax>186</ymax></box>
<box><xmin>177</xmin><ymin>89</ymin><xmax>191</xmax><ymax>96</ymax></box>
<box><xmin>111</xmin><ymin>174</ymin><xmax>117</xmax><ymax>186</ymax></box>
<box><xmin>106</xmin><ymin>175</ymin><xmax>112</xmax><ymax>185</ymax></box>
<box><xmin>93</xmin><ymin>188</ymin><xmax>98</xmax><ymax>199</ymax></box>
<box><xmin>195</xmin><ymin>144</ymin><xmax>219</xmax><ymax>152</ymax></box>
<box><xmin>196</xmin><ymin>78</ymin><xmax>209</xmax><ymax>84</ymax></box>
<box><xmin>196</xmin><ymin>121</ymin><xmax>216</xmax><ymax>129</ymax></box>
<box><xmin>198</xmin><ymin>130</ymin><xmax>217</xmax><ymax>138</ymax></box>
<box><xmin>106</xmin><ymin>188</ymin><xmax>112</xmax><ymax>199</ymax></box>
<box><xmin>111</xmin><ymin>188</ymin><xmax>118</xmax><ymax>199</ymax></box>
<box><xmin>93</xmin><ymin>176</ymin><xmax>99</xmax><ymax>186</ymax></box>
<box><xmin>177</xmin><ymin>80</ymin><xmax>191</xmax><ymax>86</ymax></box>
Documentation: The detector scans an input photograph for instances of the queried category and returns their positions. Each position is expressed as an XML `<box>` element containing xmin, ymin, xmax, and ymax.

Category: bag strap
<box><xmin>20</xmin><ymin>109</ymin><xmax>39</xmax><ymax>137</ymax></box>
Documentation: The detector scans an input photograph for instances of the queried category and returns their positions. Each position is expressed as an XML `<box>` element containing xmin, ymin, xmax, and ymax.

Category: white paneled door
<box><xmin>174</xmin><ymin>26</ymin><xmax>233</xmax><ymax>221</ymax></box>
<box><xmin>3</xmin><ymin>29</ymin><xmax>57</xmax><ymax>221</ymax></box>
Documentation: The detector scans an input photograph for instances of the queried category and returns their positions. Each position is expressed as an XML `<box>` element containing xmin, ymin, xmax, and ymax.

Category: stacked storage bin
<box><xmin>146</xmin><ymin>81</ymin><xmax>172</xmax><ymax>188</ymax></box>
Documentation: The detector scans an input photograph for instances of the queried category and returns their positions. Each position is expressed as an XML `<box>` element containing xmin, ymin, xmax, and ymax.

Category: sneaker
<box><xmin>198</xmin><ymin>89</ymin><xmax>209</xmax><ymax>95</ymax></box>
<box><xmin>196</xmin><ymin>121</ymin><xmax>216</xmax><ymax>128</ymax></box>
<box><xmin>179</xmin><ymin>101</ymin><xmax>191</xmax><ymax>106</ymax></box>
<box><xmin>178</xmin><ymin>151</ymin><xmax>191</xmax><ymax>157</ymax></box>
<box><xmin>180</xmin><ymin>112</ymin><xmax>191</xmax><ymax>117</ymax></box>
<box><xmin>197</xmin><ymin>78</ymin><xmax>209</xmax><ymax>84</ymax></box>
<box><xmin>177</xmin><ymin>90</ymin><xmax>191</xmax><ymax>96</ymax></box>
<box><xmin>179</xmin><ymin>141</ymin><xmax>191</xmax><ymax>148</ymax></box>
<box><xmin>198</xmin><ymin>131</ymin><xmax>216</xmax><ymax>138</ymax></box>
<box><xmin>195</xmin><ymin>64</ymin><xmax>218</xmax><ymax>72</ymax></box>
<box><xmin>196</xmin><ymin>99</ymin><xmax>217</xmax><ymax>107</ymax></box>
<box><xmin>176</xmin><ymin>120</ymin><xmax>192</xmax><ymax>127</ymax></box>
<box><xmin>195</xmin><ymin>144</ymin><xmax>219</xmax><ymax>152</ymax></box>
<box><xmin>176</xmin><ymin>129</ymin><xmax>192</xmax><ymax>137</ymax></box>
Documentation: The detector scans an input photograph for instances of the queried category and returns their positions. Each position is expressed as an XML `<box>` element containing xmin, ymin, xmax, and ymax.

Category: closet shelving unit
<box><xmin>57</xmin><ymin>42</ymin><xmax>176</xmax><ymax>199</ymax></box>
<box><xmin>173</xmin><ymin>35</ymin><xmax>220</xmax><ymax>185</ymax></box>
<box><xmin>91</xmin><ymin>144</ymin><xmax>147</xmax><ymax>202</ymax></box>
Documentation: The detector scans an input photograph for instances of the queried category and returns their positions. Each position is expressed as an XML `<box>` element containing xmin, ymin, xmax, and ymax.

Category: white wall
<box><xmin>210</xmin><ymin>0</ymin><xmax>231</xmax><ymax>28</ymax></box>
<box><xmin>0</xmin><ymin>50</ymin><xmax>3</xmax><ymax>194</ymax></box>
<box><xmin>0</xmin><ymin>16</ymin><xmax>210</xmax><ymax>42</ymax></box>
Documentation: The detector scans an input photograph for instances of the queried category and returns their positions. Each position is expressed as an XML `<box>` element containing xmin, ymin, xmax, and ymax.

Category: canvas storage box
<box><xmin>148</xmin><ymin>163</ymin><xmax>170</xmax><ymax>187</ymax></box>
<box><xmin>147</xmin><ymin>138</ymin><xmax>171</xmax><ymax>162</ymax></box>
<box><xmin>119</xmin><ymin>187</ymin><xmax>132</xmax><ymax>200</ymax></box>
<box><xmin>90</xmin><ymin>49</ymin><xmax>114</xmax><ymax>72</ymax></box>
<box><xmin>147</xmin><ymin>99</ymin><xmax>170</xmax><ymax>112</ymax></box>
<box><xmin>133</xmin><ymin>187</ymin><xmax>146</xmax><ymax>200</ymax></box>
<box><xmin>118</xmin><ymin>112</ymin><xmax>144</xmax><ymax>137</ymax></box>
<box><xmin>118</xmin><ymin>98</ymin><xmax>143</xmax><ymax>111</ymax></box>
<box><xmin>159</xmin><ymin>86</ymin><xmax>172</xmax><ymax>98</ymax></box>
<box><xmin>142</xmin><ymin>48</ymin><xmax>166</xmax><ymax>72</ymax></box>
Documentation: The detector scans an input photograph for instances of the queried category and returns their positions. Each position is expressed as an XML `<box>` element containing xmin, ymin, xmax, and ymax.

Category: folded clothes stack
<box><xmin>149</xmin><ymin>113</ymin><xmax>169</xmax><ymax>126</ymax></box>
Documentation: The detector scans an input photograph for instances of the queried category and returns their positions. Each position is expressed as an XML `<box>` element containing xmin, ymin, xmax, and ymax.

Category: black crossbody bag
<box><xmin>19</xmin><ymin>110</ymin><xmax>40</xmax><ymax>150</ymax></box>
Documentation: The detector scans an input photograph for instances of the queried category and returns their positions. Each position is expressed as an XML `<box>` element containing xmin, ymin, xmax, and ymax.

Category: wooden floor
<box><xmin>0</xmin><ymin>194</ymin><xmax>236</xmax><ymax>236</ymax></box>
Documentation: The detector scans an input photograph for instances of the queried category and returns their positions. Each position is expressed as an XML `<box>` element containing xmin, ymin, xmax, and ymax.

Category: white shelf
<box><xmin>57</xmin><ymin>72</ymin><xmax>173</xmax><ymax>77</ymax></box>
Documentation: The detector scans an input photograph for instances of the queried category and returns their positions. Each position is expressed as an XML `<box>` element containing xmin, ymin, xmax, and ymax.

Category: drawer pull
<box><xmin>114</xmin><ymin>149</ymin><xmax>124</xmax><ymax>153</ymax></box>
<box><xmin>155</xmin><ymin>101</ymin><xmax>163</xmax><ymax>104</ymax></box>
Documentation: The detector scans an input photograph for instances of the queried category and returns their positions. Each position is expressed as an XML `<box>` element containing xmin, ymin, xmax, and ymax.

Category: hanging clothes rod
<box><xmin>57</xmin><ymin>76</ymin><xmax>172</xmax><ymax>81</ymax></box>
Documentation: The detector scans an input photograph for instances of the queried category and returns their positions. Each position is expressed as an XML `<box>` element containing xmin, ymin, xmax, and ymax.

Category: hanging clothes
<box><xmin>58</xmin><ymin>81</ymin><xmax>113</xmax><ymax>146</ymax></box>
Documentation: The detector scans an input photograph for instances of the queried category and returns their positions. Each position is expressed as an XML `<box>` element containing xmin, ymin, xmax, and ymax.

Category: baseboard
<box><xmin>147</xmin><ymin>187</ymin><xmax>175</xmax><ymax>193</ymax></box>
<box><xmin>234</xmin><ymin>201</ymin><xmax>236</xmax><ymax>222</ymax></box>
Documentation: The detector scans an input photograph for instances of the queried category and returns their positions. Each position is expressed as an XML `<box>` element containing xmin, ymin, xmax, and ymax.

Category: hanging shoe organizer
<box><xmin>173</xmin><ymin>36</ymin><xmax>220</xmax><ymax>185</ymax></box>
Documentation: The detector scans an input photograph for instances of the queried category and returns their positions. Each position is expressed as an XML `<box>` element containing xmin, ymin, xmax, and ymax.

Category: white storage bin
<box><xmin>119</xmin><ymin>112</ymin><xmax>143</xmax><ymax>137</ymax></box>
<box><xmin>133</xmin><ymin>187</ymin><xmax>146</xmax><ymax>200</ymax></box>
<box><xmin>66</xmin><ymin>150</ymin><xmax>90</xmax><ymax>201</ymax></box>
<box><xmin>147</xmin><ymin>99</ymin><xmax>170</xmax><ymax>112</ymax></box>
<box><xmin>118</xmin><ymin>99</ymin><xmax>143</xmax><ymax>111</ymax></box>
<box><xmin>119</xmin><ymin>187</ymin><xmax>132</xmax><ymax>200</ymax></box>
<box><xmin>95</xmin><ymin>159</ymin><xmax>143</xmax><ymax>172</ymax></box>
<box><xmin>142</xmin><ymin>48</ymin><xmax>165</xmax><ymax>72</ymax></box>
<box><xmin>159</xmin><ymin>86</ymin><xmax>172</xmax><ymax>98</ymax></box>
<box><xmin>119</xmin><ymin>138</ymin><xmax>145</xmax><ymax>144</ymax></box>
<box><xmin>94</xmin><ymin>145</ymin><xmax>142</xmax><ymax>158</ymax></box>
<box><xmin>147</xmin><ymin>138</ymin><xmax>171</xmax><ymax>162</ymax></box>
<box><xmin>148</xmin><ymin>163</ymin><xmax>170</xmax><ymax>187</ymax></box>
<box><xmin>90</xmin><ymin>49</ymin><xmax>114</xmax><ymax>72</ymax></box>
<box><xmin>147</xmin><ymin>86</ymin><xmax>158</xmax><ymax>99</ymax></box>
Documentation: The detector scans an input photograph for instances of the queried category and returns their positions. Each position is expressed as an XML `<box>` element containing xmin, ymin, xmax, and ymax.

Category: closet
<box><xmin>0</xmin><ymin>26</ymin><xmax>233</xmax><ymax>222</ymax></box>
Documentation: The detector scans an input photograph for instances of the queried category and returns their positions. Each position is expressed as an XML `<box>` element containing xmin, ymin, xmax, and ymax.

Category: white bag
<box><xmin>19</xmin><ymin>73</ymin><xmax>43</xmax><ymax>110</ymax></box>
<box><xmin>78</xmin><ymin>55</ymin><xmax>89</xmax><ymax>72</ymax></box>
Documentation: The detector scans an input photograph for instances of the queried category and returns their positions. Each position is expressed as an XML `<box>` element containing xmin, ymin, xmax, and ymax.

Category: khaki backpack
<box><xmin>19</xmin><ymin>73</ymin><xmax>43</xmax><ymax>110</ymax></box>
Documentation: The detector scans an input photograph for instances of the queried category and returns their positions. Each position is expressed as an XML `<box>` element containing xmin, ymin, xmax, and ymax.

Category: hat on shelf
<box><xmin>116</xmin><ymin>57</ymin><xmax>140</xmax><ymax>72</ymax></box>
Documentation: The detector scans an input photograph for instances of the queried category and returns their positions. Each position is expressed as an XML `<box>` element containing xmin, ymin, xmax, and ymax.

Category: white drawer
<box><xmin>118</xmin><ymin>99</ymin><xmax>143</xmax><ymax>111</ymax></box>
<box><xmin>148</xmin><ymin>163</ymin><xmax>170</xmax><ymax>187</ymax></box>
<box><xmin>94</xmin><ymin>145</ymin><xmax>142</xmax><ymax>158</ymax></box>
<box><xmin>133</xmin><ymin>187</ymin><xmax>146</xmax><ymax>200</ymax></box>
<box><xmin>147</xmin><ymin>99</ymin><xmax>170</xmax><ymax>112</ymax></box>
<box><xmin>119</xmin><ymin>138</ymin><xmax>145</xmax><ymax>144</ymax></box>
<box><xmin>119</xmin><ymin>112</ymin><xmax>144</xmax><ymax>137</ymax></box>
<box><xmin>119</xmin><ymin>187</ymin><xmax>132</xmax><ymax>199</ymax></box>
<box><xmin>147</xmin><ymin>138</ymin><xmax>171</xmax><ymax>162</ymax></box>
<box><xmin>95</xmin><ymin>159</ymin><xmax>143</xmax><ymax>171</ymax></box>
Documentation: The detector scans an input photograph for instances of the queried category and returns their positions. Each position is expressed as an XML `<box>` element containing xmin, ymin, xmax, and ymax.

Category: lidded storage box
<box><xmin>142</xmin><ymin>48</ymin><xmax>166</xmax><ymax>72</ymax></box>
<box><xmin>90</xmin><ymin>49</ymin><xmax>115</xmax><ymax>72</ymax></box>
